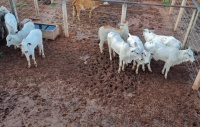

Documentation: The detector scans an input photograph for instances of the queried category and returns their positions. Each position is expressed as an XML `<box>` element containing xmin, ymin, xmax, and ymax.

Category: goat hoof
<box><xmin>34</xmin><ymin>64</ymin><xmax>37</xmax><ymax>68</ymax></box>
<box><xmin>42</xmin><ymin>55</ymin><xmax>45</xmax><ymax>58</ymax></box>
<box><xmin>28</xmin><ymin>65</ymin><xmax>31</xmax><ymax>69</ymax></box>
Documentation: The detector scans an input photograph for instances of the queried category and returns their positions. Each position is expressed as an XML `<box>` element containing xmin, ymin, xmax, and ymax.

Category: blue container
<box><xmin>34</xmin><ymin>23</ymin><xmax>56</xmax><ymax>30</ymax></box>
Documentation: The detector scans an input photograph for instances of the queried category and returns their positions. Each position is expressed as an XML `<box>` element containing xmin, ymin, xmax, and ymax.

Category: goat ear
<box><xmin>28</xmin><ymin>43</ymin><xmax>31</xmax><ymax>45</ymax></box>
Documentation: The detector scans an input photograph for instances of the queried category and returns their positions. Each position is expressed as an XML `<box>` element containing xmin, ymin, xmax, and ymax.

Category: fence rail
<box><xmin>93</xmin><ymin>0</ymin><xmax>197</xmax><ymax>9</ymax></box>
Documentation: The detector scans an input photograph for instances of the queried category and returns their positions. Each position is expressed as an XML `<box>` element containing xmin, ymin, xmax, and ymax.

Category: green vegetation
<box><xmin>50</xmin><ymin>2</ymin><xmax>58</xmax><ymax>7</ymax></box>
<box><xmin>162</xmin><ymin>0</ymin><xmax>171</xmax><ymax>5</ymax></box>
<box><xmin>16</xmin><ymin>2</ymin><xmax>28</xmax><ymax>8</ymax></box>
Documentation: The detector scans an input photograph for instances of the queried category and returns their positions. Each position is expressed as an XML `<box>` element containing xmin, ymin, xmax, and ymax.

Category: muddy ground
<box><xmin>0</xmin><ymin>0</ymin><xmax>200</xmax><ymax>127</ymax></box>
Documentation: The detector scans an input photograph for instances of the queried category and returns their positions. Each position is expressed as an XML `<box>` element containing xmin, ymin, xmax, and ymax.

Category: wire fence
<box><xmin>141</xmin><ymin>0</ymin><xmax>200</xmax><ymax>85</ymax></box>
<box><xmin>165</xmin><ymin>0</ymin><xmax>200</xmax><ymax>85</ymax></box>
<box><xmin>166</xmin><ymin>0</ymin><xmax>200</xmax><ymax>85</ymax></box>
<box><xmin>187</xmin><ymin>11</ymin><xmax>200</xmax><ymax>85</ymax></box>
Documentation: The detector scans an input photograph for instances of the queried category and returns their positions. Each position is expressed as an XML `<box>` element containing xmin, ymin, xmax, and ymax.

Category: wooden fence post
<box><xmin>182</xmin><ymin>9</ymin><xmax>197</xmax><ymax>49</ymax></box>
<box><xmin>62</xmin><ymin>0</ymin><xmax>69</xmax><ymax>37</ymax></box>
<box><xmin>174</xmin><ymin>0</ymin><xmax>187</xmax><ymax>31</ymax></box>
<box><xmin>34</xmin><ymin>0</ymin><xmax>39</xmax><ymax>16</ymax></box>
<box><xmin>192</xmin><ymin>70</ymin><xmax>200</xmax><ymax>90</ymax></box>
<box><xmin>168</xmin><ymin>0</ymin><xmax>176</xmax><ymax>15</ymax></box>
<box><xmin>192</xmin><ymin>11</ymin><xmax>199</xmax><ymax>30</ymax></box>
<box><xmin>9</xmin><ymin>0</ymin><xmax>19</xmax><ymax>23</ymax></box>
<box><xmin>121</xmin><ymin>3</ymin><xmax>127</xmax><ymax>23</ymax></box>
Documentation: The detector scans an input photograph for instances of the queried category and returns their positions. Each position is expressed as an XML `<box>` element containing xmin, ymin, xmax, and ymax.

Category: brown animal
<box><xmin>72</xmin><ymin>0</ymin><xmax>109</xmax><ymax>21</ymax></box>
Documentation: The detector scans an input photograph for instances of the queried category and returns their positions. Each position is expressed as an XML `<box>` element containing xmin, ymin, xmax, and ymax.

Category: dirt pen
<box><xmin>0</xmin><ymin>0</ymin><xmax>200</xmax><ymax>126</ymax></box>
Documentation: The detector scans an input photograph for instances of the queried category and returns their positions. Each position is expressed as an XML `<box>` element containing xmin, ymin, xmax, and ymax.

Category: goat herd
<box><xmin>0</xmin><ymin>6</ymin><xmax>45</xmax><ymax>68</ymax></box>
<box><xmin>98</xmin><ymin>21</ymin><xmax>195</xmax><ymax>79</ymax></box>
<box><xmin>0</xmin><ymin>4</ymin><xmax>195</xmax><ymax>79</ymax></box>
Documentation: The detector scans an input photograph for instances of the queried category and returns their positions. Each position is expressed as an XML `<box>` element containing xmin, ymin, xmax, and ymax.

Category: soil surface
<box><xmin>0</xmin><ymin>0</ymin><xmax>200</xmax><ymax>127</ymax></box>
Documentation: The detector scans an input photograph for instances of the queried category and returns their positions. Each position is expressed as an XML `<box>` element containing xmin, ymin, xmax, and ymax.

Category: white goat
<box><xmin>107</xmin><ymin>32</ymin><xmax>142</xmax><ymax>73</ymax></box>
<box><xmin>19</xmin><ymin>29</ymin><xmax>45</xmax><ymax>68</ymax></box>
<box><xmin>127</xmin><ymin>33</ymin><xmax>152</xmax><ymax>74</ymax></box>
<box><xmin>4</xmin><ymin>12</ymin><xmax>18</xmax><ymax>34</ymax></box>
<box><xmin>143</xmin><ymin>28</ymin><xmax>182</xmax><ymax>49</ymax></box>
<box><xmin>98</xmin><ymin>21</ymin><xmax>129</xmax><ymax>53</ymax></box>
<box><xmin>144</xmin><ymin>41</ymin><xmax>195</xmax><ymax>79</ymax></box>
<box><xmin>6</xmin><ymin>21</ymin><xmax>35</xmax><ymax>48</ymax></box>
<box><xmin>0</xmin><ymin>6</ymin><xmax>10</xmax><ymax>38</ymax></box>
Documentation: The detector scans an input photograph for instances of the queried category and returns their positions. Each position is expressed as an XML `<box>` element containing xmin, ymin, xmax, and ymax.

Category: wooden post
<box><xmin>192</xmin><ymin>70</ymin><xmax>200</xmax><ymax>90</ymax></box>
<box><xmin>174</xmin><ymin>0</ymin><xmax>187</xmax><ymax>31</ymax></box>
<box><xmin>192</xmin><ymin>11</ymin><xmax>199</xmax><ymax>30</ymax></box>
<box><xmin>182</xmin><ymin>10</ymin><xmax>197</xmax><ymax>49</ymax></box>
<box><xmin>9</xmin><ymin>0</ymin><xmax>19</xmax><ymax>23</ymax></box>
<box><xmin>62</xmin><ymin>0</ymin><xmax>69</xmax><ymax>37</ymax></box>
<box><xmin>34</xmin><ymin>0</ymin><xmax>39</xmax><ymax>16</ymax></box>
<box><xmin>168</xmin><ymin>0</ymin><xmax>176</xmax><ymax>15</ymax></box>
<box><xmin>121</xmin><ymin>3</ymin><xmax>127</xmax><ymax>23</ymax></box>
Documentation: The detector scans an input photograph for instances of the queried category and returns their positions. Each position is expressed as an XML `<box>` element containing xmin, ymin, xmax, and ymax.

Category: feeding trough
<box><xmin>34</xmin><ymin>22</ymin><xmax>60</xmax><ymax>40</ymax></box>
<box><xmin>20</xmin><ymin>19</ymin><xmax>60</xmax><ymax>40</ymax></box>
